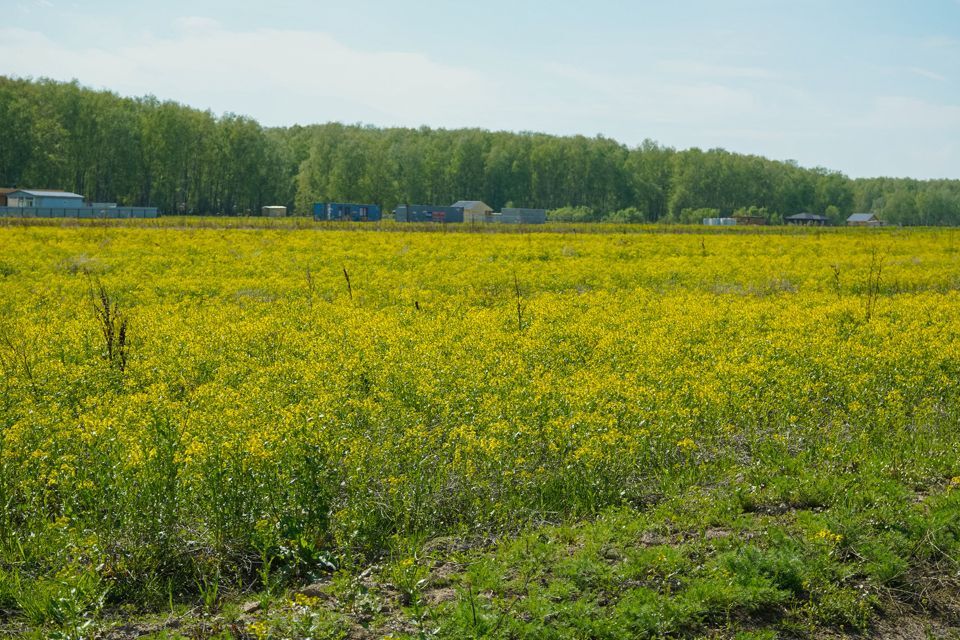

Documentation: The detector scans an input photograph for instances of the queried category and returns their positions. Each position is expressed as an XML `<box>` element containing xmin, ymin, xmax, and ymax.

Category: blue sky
<box><xmin>2</xmin><ymin>0</ymin><xmax>959</xmax><ymax>178</ymax></box>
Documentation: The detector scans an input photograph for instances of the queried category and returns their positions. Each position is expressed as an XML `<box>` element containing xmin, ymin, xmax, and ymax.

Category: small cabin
<box><xmin>847</xmin><ymin>213</ymin><xmax>882</xmax><ymax>227</ymax></box>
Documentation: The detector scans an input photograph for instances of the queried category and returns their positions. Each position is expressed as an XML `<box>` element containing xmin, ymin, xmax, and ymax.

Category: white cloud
<box><xmin>0</xmin><ymin>20</ymin><xmax>777</xmax><ymax>136</ymax></box>
<box><xmin>863</xmin><ymin>96</ymin><xmax>960</xmax><ymax>130</ymax></box>
<box><xmin>0</xmin><ymin>17</ymin><xmax>958</xmax><ymax>179</ymax></box>
<box><xmin>0</xmin><ymin>22</ymin><xmax>497</xmax><ymax>128</ymax></box>
<box><xmin>655</xmin><ymin>60</ymin><xmax>775</xmax><ymax>80</ymax></box>
<box><xmin>921</xmin><ymin>35</ymin><xmax>959</xmax><ymax>49</ymax></box>
<box><xmin>540</xmin><ymin>62</ymin><xmax>761</xmax><ymax>124</ymax></box>
<box><xmin>905</xmin><ymin>67</ymin><xmax>947</xmax><ymax>82</ymax></box>
<box><xmin>175</xmin><ymin>16</ymin><xmax>222</xmax><ymax>32</ymax></box>
<box><xmin>16</xmin><ymin>0</ymin><xmax>53</xmax><ymax>12</ymax></box>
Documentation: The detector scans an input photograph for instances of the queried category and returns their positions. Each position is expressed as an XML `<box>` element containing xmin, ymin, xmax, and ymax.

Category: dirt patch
<box><xmin>422</xmin><ymin>534</ymin><xmax>498</xmax><ymax>558</ymax></box>
<box><xmin>429</xmin><ymin>561</ymin><xmax>464</xmax><ymax>587</ymax></box>
<box><xmin>344</xmin><ymin>622</ymin><xmax>377</xmax><ymax>640</ymax></box>
<box><xmin>638</xmin><ymin>531</ymin><xmax>670</xmax><ymax>546</ymax></box>
<box><xmin>424</xmin><ymin>586</ymin><xmax>458</xmax><ymax>606</ymax></box>
<box><xmin>745</xmin><ymin>502</ymin><xmax>794</xmax><ymax>516</ymax></box>
<box><xmin>704</xmin><ymin>527</ymin><xmax>733</xmax><ymax>540</ymax></box>
<box><xmin>100</xmin><ymin>616</ymin><xmax>208</xmax><ymax>640</ymax></box>
<box><xmin>872</xmin><ymin>614</ymin><xmax>960</xmax><ymax>639</ymax></box>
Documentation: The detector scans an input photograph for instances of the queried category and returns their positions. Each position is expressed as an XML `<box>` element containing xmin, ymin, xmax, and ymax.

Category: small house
<box><xmin>0</xmin><ymin>188</ymin><xmax>15</xmax><ymax>207</ymax></box>
<box><xmin>732</xmin><ymin>214</ymin><xmax>767</xmax><ymax>226</ymax></box>
<box><xmin>785</xmin><ymin>213</ymin><xmax>829</xmax><ymax>226</ymax></box>
<box><xmin>6</xmin><ymin>189</ymin><xmax>84</xmax><ymax>208</ymax></box>
<box><xmin>262</xmin><ymin>205</ymin><xmax>287</xmax><ymax>217</ymax></box>
<box><xmin>452</xmin><ymin>200</ymin><xmax>494</xmax><ymax>223</ymax></box>
<box><xmin>847</xmin><ymin>213</ymin><xmax>882</xmax><ymax>227</ymax></box>
<box><xmin>313</xmin><ymin>202</ymin><xmax>381</xmax><ymax>222</ymax></box>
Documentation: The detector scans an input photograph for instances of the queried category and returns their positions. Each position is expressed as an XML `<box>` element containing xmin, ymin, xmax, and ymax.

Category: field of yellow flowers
<box><xmin>2</xmin><ymin>221</ymin><xmax>960</xmax><ymax>638</ymax></box>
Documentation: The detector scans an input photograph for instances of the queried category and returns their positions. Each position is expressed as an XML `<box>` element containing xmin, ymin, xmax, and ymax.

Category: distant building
<box><xmin>703</xmin><ymin>217</ymin><xmax>737</xmax><ymax>226</ymax></box>
<box><xmin>785</xmin><ymin>213</ymin><xmax>829</xmax><ymax>226</ymax></box>
<box><xmin>394</xmin><ymin>203</ymin><xmax>546</xmax><ymax>224</ymax></box>
<box><xmin>7</xmin><ymin>189</ymin><xmax>84</xmax><ymax>208</ymax></box>
<box><xmin>394</xmin><ymin>204</ymin><xmax>465</xmax><ymax>223</ymax></box>
<box><xmin>0</xmin><ymin>188</ymin><xmax>158</xmax><ymax>217</ymax></box>
<box><xmin>262</xmin><ymin>205</ymin><xmax>287</xmax><ymax>217</ymax></box>
<box><xmin>313</xmin><ymin>202</ymin><xmax>382</xmax><ymax>222</ymax></box>
<box><xmin>847</xmin><ymin>212</ymin><xmax>883</xmax><ymax>227</ymax></box>
<box><xmin>452</xmin><ymin>200</ymin><xmax>494</xmax><ymax>223</ymax></box>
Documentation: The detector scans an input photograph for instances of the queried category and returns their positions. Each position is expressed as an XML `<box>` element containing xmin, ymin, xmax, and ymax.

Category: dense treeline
<box><xmin>3</xmin><ymin>76</ymin><xmax>960</xmax><ymax>224</ymax></box>
<box><xmin>0</xmin><ymin>77</ymin><xmax>294</xmax><ymax>215</ymax></box>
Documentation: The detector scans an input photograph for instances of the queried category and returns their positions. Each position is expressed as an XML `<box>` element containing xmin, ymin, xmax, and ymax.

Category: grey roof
<box><xmin>451</xmin><ymin>200</ymin><xmax>491</xmax><ymax>209</ymax></box>
<box><xmin>847</xmin><ymin>213</ymin><xmax>877</xmax><ymax>222</ymax></box>
<box><xmin>786</xmin><ymin>213</ymin><xmax>828</xmax><ymax>220</ymax></box>
<box><xmin>10</xmin><ymin>189</ymin><xmax>83</xmax><ymax>198</ymax></box>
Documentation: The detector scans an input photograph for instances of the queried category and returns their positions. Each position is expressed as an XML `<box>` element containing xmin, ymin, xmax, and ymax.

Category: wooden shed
<box><xmin>847</xmin><ymin>213</ymin><xmax>882</xmax><ymax>227</ymax></box>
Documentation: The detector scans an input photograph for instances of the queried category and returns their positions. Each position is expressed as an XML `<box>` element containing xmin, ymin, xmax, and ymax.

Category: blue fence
<box><xmin>0</xmin><ymin>207</ymin><xmax>159</xmax><ymax>218</ymax></box>
<box><xmin>394</xmin><ymin>205</ymin><xmax>465</xmax><ymax>223</ymax></box>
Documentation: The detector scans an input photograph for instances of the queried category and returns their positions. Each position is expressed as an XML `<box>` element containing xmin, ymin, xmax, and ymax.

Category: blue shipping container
<box><xmin>313</xmin><ymin>202</ymin><xmax>382</xmax><ymax>222</ymax></box>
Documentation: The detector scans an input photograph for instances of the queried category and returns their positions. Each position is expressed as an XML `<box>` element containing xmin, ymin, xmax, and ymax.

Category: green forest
<box><xmin>2</xmin><ymin>75</ymin><xmax>960</xmax><ymax>224</ymax></box>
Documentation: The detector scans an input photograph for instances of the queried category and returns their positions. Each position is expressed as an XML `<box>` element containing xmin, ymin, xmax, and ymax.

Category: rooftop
<box><xmin>786</xmin><ymin>213</ymin><xmax>828</xmax><ymax>220</ymax></box>
<box><xmin>11</xmin><ymin>189</ymin><xmax>84</xmax><ymax>198</ymax></box>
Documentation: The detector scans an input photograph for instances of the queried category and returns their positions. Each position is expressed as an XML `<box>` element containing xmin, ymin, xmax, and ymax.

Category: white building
<box><xmin>7</xmin><ymin>189</ymin><xmax>84</xmax><ymax>208</ymax></box>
